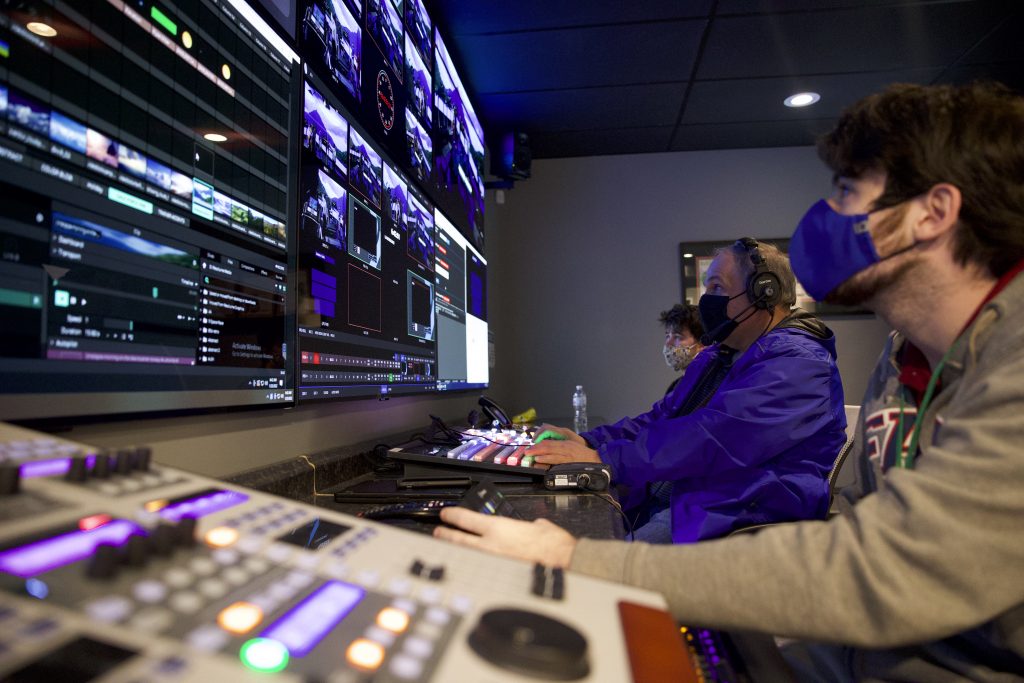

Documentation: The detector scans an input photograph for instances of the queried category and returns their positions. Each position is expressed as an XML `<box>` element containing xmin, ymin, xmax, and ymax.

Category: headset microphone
<box><xmin>700</xmin><ymin>320</ymin><xmax>733</xmax><ymax>346</ymax></box>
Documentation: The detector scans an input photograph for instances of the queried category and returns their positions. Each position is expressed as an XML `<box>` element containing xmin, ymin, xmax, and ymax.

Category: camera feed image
<box><xmin>303</xmin><ymin>80</ymin><xmax>349</xmax><ymax>181</ymax></box>
<box><xmin>407</xmin><ymin>270</ymin><xmax>434</xmax><ymax>341</ymax></box>
<box><xmin>301</xmin><ymin>167</ymin><xmax>348</xmax><ymax>250</ymax></box>
<box><xmin>348</xmin><ymin>127</ymin><xmax>383</xmax><ymax>208</ymax></box>
<box><xmin>404</xmin><ymin>0</ymin><xmax>431</xmax><ymax>65</ymax></box>
<box><xmin>404</xmin><ymin>34</ymin><xmax>431</xmax><ymax>128</ymax></box>
<box><xmin>434</xmin><ymin>30</ymin><xmax>486</xmax><ymax>247</ymax></box>
<box><xmin>384</xmin><ymin>161</ymin><xmax>408</xmax><ymax>230</ymax></box>
<box><xmin>405</xmin><ymin>107</ymin><xmax>432</xmax><ymax>184</ymax></box>
<box><xmin>348</xmin><ymin>195</ymin><xmax>382</xmax><ymax>269</ymax></box>
<box><xmin>367</xmin><ymin>0</ymin><xmax>403</xmax><ymax>80</ymax></box>
<box><xmin>301</xmin><ymin>0</ymin><xmax>362</xmax><ymax>101</ymax></box>
<box><xmin>407</xmin><ymin>191</ymin><xmax>433</xmax><ymax>270</ymax></box>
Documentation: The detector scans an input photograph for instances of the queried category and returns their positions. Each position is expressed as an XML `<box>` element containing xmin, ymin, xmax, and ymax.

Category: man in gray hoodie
<box><xmin>435</xmin><ymin>81</ymin><xmax>1024</xmax><ymax>681</ymax></box>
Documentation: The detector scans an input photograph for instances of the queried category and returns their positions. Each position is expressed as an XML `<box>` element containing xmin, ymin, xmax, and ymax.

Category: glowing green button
<box><xmin>240</xmin><ymin>638</ymin><xmax>289</xmax><ymax>673</ymax></box>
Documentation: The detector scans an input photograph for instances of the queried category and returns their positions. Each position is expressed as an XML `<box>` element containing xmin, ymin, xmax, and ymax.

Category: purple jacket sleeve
<box><xmin>597</xmin><ymin>337</ymin><xmax>839</xmax><ymax>487</ymax></box>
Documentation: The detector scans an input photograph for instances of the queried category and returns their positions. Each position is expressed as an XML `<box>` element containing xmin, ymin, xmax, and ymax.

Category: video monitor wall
<box><xmin>298</xmin><ymin>0</ymin><xmax>485</xmax><ymax>252</ymax></box>
<box><xmin>0</xmin><ymin>0</ymin><xmax>300</xmax><ymax>420</ymax></box>
<box><xmin>434</xmin><ymin>209</ymin><xmax>488</xmax><ymax>392</ymax></box>
<box><xmin>296</xmin><ymin>75</ymin><xmax>437</xmax><ymax>400</ymax></box>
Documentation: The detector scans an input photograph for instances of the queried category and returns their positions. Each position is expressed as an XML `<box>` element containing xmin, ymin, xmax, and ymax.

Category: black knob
<box><xmin>66</xmin><ymin>453</ymin><xmax>89</xmax><ymax>482</ymax></box>
<box><xmin>114</xmin><ymin>449</ymin><xmax>134</xmax><ymax>475</ymax></box>
<box><xmin>123</xmin><ymin>535</ymin><xmax>149</xmax><ymax>567</ymax></box>
<box><xmin>468</xmin><ymin>609</ymin><xmax>590</xmax><ymax>680</ymax></box>
<box><xmin>176</xmin><ymin>517</ymin><xmax>198</xmax><ymax>547</ymax></box>
<box><xmin>91</xmin><ymin>451</ymin><xmax>111</xmax><ymax>478</ymax></box>
<box><xmin>87</xmin><ymin>543</ymin><xmax>120</xmax><ymax>579</ymax></box>
<box><xmin>0</xmin><ymin>463</ymin><xmax>21</xmax><ymax>495</ymax></box>
<box><xmin>151</xmin><ymin>524</ymin><xmax>176</xmax><ymax>557</ymax></box>
<box><xmin>134</xmin><ymin>446</ymin><xmax>152</xmax><ymax>472</ymax></box>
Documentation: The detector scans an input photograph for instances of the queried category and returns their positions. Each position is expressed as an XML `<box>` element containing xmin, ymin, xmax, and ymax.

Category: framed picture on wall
<box><xmin>679</xmin><ymin>239</ymin><xmax>870</xmax><ymax>316</ymax></box>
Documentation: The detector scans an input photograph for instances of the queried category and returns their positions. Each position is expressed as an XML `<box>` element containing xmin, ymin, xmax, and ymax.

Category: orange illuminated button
<box><xmin>346</xmin><ymin>638</ymin><xmax>385</xmax><ymax>670</ymax></box>
<box><xmin>217</xmin><ymin>602</ymin><xmax>264</xmax><ymax>635</ymax></box>
<box><xmin>376</xmin><ymin>607</ymin><xmax>410</xmax><ymax>633</ymax></box>
<box><xmin>204</xmin><ymin>526</ymin><xmax>239</xmax><ymax>548</ymax></box>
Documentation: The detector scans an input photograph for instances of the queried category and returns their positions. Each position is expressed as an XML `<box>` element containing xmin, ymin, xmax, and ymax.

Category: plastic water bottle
<box><xmin>573</xmin><ymin>385</ymin><xmax>588</xmax><ymax>433</ymax></box>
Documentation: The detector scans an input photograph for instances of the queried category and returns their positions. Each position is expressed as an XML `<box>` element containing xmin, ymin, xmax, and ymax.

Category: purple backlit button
<box><xmin>260</xmin><ymin>581</ymin><xmax>366</xmax><ymax>657</ymax></box>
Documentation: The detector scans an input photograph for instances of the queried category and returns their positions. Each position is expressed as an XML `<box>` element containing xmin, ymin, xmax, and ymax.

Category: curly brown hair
<box><xmin>818</xmin><ymin>82</ymin><xmax>1024</xmax><ymax>278</ymax></box>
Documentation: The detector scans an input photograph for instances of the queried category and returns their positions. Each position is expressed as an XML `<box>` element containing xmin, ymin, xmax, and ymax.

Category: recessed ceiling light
<box><xmin>784</xmin><ymin>92</ymin><xmax>821</xmax><ymax>108</ymax></box>
<box><xmin>221</xmin><ymin>64</ymin><xmax>232</xmax><ymax>80</ymax></box>
<box><xmin>27</xmin><ymin>22</ymin><xmax>57</xmax><ymax>38</ymax></box>
<box><xmin>682</xmin><ymin>253</ymin><xmax>694</xmax><ymax>258</ymax></box>
<box><xmin>182</xmin><ymin>31</ymin><xmax>193</xmax><ymax>49</ymax></box>
<box><xmin>204</xmin><ymin>133</ymin><xmax>228</xmax><ymax>143</ymax></box>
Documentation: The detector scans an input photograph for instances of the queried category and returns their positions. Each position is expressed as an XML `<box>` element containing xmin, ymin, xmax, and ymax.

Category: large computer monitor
<box><xmin>296</xmin><ymin>75</ymin><xmax>437</xmax><ymax>400</ymax></box>
<box><xmin>434</xmin><ymin>209</ymin><xmax>488</xmax><ymax>392</ymax></box>
<box><xmin>0</xmin><ymin>0</ymin><xmax>299</xmax><ymax>421</ymax></box>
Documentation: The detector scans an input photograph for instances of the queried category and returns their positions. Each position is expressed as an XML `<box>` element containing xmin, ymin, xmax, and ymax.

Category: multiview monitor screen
<box><xmin>298</xmin><ymin>0</ymin><xmax>484</xmax><ymax>251</ymax></box>
<box><xmin>0</xmin><ymin>0</ymin><xmax>300</xmax><ymax>420</ymax></box>
<box><xmin>297</xmin><ymin>76</ymin><xmax>437</xmax><ymax>400</ymax></box>
<box><xmin>434</xmin><ymin>209</ymin><xmax>488</xmax><ymax>392</ymax></box>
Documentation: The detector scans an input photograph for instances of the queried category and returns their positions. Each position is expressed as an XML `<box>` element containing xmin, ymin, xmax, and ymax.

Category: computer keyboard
<box><xmin>357</xmin><ymin>481</ymin><xmax>523</xmax><ymax>522</ymax></box>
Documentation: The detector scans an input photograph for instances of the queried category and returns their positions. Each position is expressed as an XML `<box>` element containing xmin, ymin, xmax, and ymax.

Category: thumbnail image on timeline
<box><xmin>434</xmin><ymin>209</ymin><xmax>488</xmax><ymax>392</ymax></box>
<box><xmin>0</xmin><ymin>0</ymin><xmax>299</xmax><ymax>420</ymax></box>
<box><xmin>298</xmin><ymin>75</ymin><xmax>437</xmax><ymax>400</ymax></box>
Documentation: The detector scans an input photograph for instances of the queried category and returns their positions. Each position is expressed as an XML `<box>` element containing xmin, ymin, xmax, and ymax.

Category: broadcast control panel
<box><xmin>0</xmin><ymin>422</ymin><xmax>707</xmax><ymax>682</ymax></box>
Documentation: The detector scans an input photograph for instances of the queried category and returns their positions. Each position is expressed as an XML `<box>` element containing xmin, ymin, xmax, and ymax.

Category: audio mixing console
<box><xmin>0</xmin><ymin>422</ymin><xmax>710</xmax><ymax>682</ymax></box>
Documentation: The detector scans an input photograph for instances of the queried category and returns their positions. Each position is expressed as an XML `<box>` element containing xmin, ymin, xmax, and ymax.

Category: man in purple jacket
<box><xmin>529</xmin><ymin>239</ymin><xmax>847</xmax><ymax>543</ymax></box>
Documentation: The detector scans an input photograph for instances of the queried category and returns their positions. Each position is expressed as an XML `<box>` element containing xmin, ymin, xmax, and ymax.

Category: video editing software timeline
<box><xmin>0</xmin><ymin>0</ymin><xmax>300</xmax><ymax>420</ymax></box>
<box><xmin>434</xmin><ymin>209</ymin><xmax>487</xmax><ymax>392</ymax></box>
<box><xmin>297</xmin><ymin>75</ymin><xmax>436</xmax><ymax>400</ymax></box>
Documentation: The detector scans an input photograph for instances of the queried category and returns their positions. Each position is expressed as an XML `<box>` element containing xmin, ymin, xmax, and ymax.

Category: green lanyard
<box><xmin>895</xmin><ymin>340</ymin><xmax>960</xmax><ymax>469</ymax></box>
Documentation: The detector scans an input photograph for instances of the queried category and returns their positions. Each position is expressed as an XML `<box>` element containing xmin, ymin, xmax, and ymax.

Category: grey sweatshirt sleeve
<box><xmin>570</xmin><ymin>351</ymin><xmax>1024</xmax><ymax>648</ymax></box>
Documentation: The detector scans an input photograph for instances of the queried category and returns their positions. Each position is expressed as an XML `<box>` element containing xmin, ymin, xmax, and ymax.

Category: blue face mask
<box><xmin>789</xmin><ymin>199</ymin><xmax>879</xmax><ymax>301</ymax></box>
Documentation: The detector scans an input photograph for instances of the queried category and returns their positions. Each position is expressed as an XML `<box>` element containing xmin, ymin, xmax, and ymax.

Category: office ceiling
<box><xmin>431</xmin><ymin>0</ymin><xmax>1024</xmax><ymax>159</ymax></box>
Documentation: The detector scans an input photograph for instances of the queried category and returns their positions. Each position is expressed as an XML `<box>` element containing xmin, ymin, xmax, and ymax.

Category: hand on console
<box><xmin>527</xmin><ymin>438</ymin><xmax>602</xmax><ymax>466</ymax></box>
<box><xmin>434</xmin><ymin>507</ymin><xmax>578</xmax><ymax>568</ymax></box>
<box><xmin>532</xmin><ymin>424</ymin><xmax>586</xmax><ymax>445</ymax></box>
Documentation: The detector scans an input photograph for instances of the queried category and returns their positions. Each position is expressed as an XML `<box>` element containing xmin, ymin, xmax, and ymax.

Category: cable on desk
<box><xmin>298</xmin><ymin>455</ymin><xmax>335</xmax><ymax>498</ymax></box>
<box><xmin>361</xmin><ymin>444</ymin><xmax>401</xmax><ymax>474</ymax></box>
<box><xmin>595</xmin><ymin>492</ymin><xmax>634</xmax><ymax>539</ymax></box>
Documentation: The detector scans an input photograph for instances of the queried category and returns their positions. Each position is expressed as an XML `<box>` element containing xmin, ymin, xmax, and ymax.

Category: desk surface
<box><xmin>319</xmin><ymin>472</ymin><xmax>629</xmax><ymax>540</ymax></box>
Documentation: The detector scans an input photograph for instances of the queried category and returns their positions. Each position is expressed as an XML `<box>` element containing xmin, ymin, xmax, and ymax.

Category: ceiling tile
<box><xmin>959</xmin><ymin>9</ymin><xmax>1024</xmax><ymax>64</ymax></box>
<box><xmin>527</xmin><ymin>127</ymin><xmax>676</xmax><ymax>159</ymax></box>
<box><xmin>937</xmin><ymin>64</ymin><xmax>1024</xmax><ymax>93</ymax></box>
<box><xmin>456</xmin><ymin>21</ymin><xmax>704</xmax><ymax>93</ymax></box>
<box><xmin>435</xmin><ymin>0</ymin><xmax>714</xmax><ymax>35</ymax></box>
<box><xmin>698</xmin><ymin>3</ymin><xmax>1009</xmax><ymax>79</ymax></box>
<box><xmin>479</xmin><ymin>83</ymin><xmax>687</xmax><ymax>132</ymax></box>
<box><xmin>670</xmin><ymin>119</ymin><xmax>836</xmax><ymax>151</ymax></box>
<box><xmin>683</xmin><ymin>68</ymin><xmax>944</xmax><ymax>124</ymax></box>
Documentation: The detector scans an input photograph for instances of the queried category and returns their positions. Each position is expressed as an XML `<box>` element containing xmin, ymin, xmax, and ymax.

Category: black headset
<box><xmin>736</xmin><ymin>237</ymin><xmax>782</xmax><ymax>310</ymax></box>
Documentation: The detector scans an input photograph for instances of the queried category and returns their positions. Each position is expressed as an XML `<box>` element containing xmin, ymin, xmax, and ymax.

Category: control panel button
<box><xmin>346</xmin><ymin>638</ymin><xmax>385</xmax><ymax>671</ymax></box>
<box><xmin>85</xmin><ymin>595</ymin><xmax>132</xmax><ymax>623</ymax></box>
<box><xmin>217</xmin><ymin>601</ymin><xmax>264</xmax><ymax>635</ymax></box>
